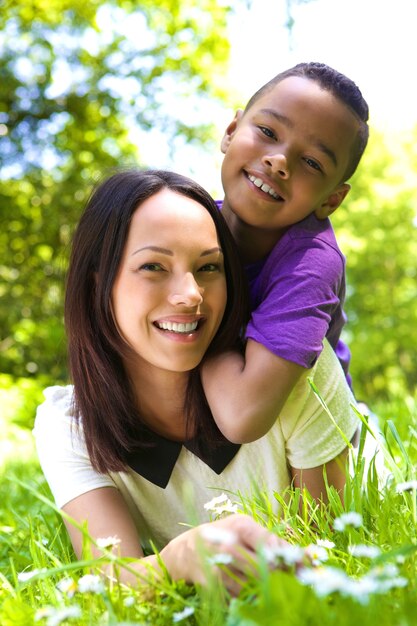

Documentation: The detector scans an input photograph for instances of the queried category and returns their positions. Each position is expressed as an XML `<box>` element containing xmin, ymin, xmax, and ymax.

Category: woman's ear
<box><xmin>220</xmin><ymin>110</ymin><xmax>244</xmax><ymax>154</ymax></box>
<box><xmin>314</xmin><ymin>183</ymin><xmax>351</xmax><ymax>220</ymax></box>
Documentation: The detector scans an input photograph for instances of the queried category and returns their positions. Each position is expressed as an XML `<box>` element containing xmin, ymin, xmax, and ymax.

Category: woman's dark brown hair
<box><xmin>65</xmin><ymin>169</ymin><xmax>248</xmax><ymax>473</ymax></box>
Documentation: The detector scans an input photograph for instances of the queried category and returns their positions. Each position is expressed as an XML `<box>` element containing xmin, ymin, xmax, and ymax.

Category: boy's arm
<box><xmin>202</xmin><ymin>233</ymin><xmax>346</xmax><ymax>444</ymax></box>
<box><xmin>201</xmin><ymin>339</ymin><xmax>305</xmax><ymax>443</ymax></box>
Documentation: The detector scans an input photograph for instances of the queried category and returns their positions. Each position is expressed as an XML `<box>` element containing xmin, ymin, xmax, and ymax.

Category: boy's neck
<box><xmin>222</xmin><ymin>202</ymin><xmax>287</xmax><ymax>264</ymax></box>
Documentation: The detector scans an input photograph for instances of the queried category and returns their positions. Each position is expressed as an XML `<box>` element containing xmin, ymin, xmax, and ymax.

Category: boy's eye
<box><xmin>304</xmin><ymin>157</ymin><xmax>322</xmax><ymax>172</ymax></box>
<box><xmin>259</xmin><ymin>126</ymin><xmax>276</xmax><ymax>140</ymax></box>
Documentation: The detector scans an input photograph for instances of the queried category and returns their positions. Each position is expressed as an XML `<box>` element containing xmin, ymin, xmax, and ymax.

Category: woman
<box><xmin>34</xmin><ymin>170</ymin><xmax>358</xmax><ymax>593</ymax></box>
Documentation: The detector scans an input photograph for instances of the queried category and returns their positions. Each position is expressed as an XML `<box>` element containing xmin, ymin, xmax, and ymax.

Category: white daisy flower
<box><xmin>96</xmin><ymin>535</ymin><xmax>121</xmax><ymax>549</ymax></box>
<box><xmin>299</xmin><ymin>561</ymin><xmax>407</xmax><ymax>605</ymax></box>
<box><xmin>348</xmin><ymin>544</ymin><xmax>381</xmax><ymax>558</ymax></box>
<box><xmin>396</xmin><ymin>480</ymin><xmax>417</xmax><ymax>493</ymax></box>
<box><xmin>304</xmin><ymin>544</ymin><xmax>329</xmax><ymax>565</ymax></box>
<box><xmin>77</xmin><ymin>574</ymin><xmax>104</xmax><ymax>594</ymax></box>
<box><xmin>204</xmin><ymin>493</ymin><xmax>229</xmax><ymax>509</ymax></box>
<box><xmin>316</xmin><ymin>539</ymin><xmax>335</xmax><ymax>549</ymax></box>
<box><xmin>261</xmin><ymin>543</ymin><xmax>305</xmax><ymax>566</ymax></box>
<box><xmin>333</xmin><ymin>512</ymin><xmax>363</xmax><ymax>531</ymax></box>
<box><xmin>56</xmin><ymin>577</ymin><xmax>77</xmax><ymax>598</ymax></box>
<box><xmin>35</xmin><ymin>605</ymin><xmax>82</xmax><ymax>626</ymax></box>
<box><xmin>200</xmin><ymin>525</ymin><xmax>237</xmax><ymax>546</ymax></box>
<box><xmin>172</xmin><ymin>606</ymin><xmax>195</xmax><ymax>622</ymax></box>
<box><xmin>298</xmin><ymin>566</ymin><xmax>350</xmax><ymax>596</ymax></box>
<box><xmin>206</xmin><ymin>552</ymin><xmax>234</xmax><ymax>566</ymax></box>
<box><xmin>18</xmin><ymin>568</ymin><xmax>42</xmax><ymax>583</ymax></box>
<box><xmin>203</xmin><ymin>493</ymin><xmax>239</xmax><ymax>516</ymax></box>
<box><xmin>360</xmin><ymin>564</ymin><xmax>408</xmax><ymax>596</ymax></box>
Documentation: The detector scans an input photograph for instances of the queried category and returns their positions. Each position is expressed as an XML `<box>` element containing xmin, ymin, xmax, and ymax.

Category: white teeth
<box><xmin>157</xmin><ymin>321</ymin><xmax>198</xmax><ymax>333</ymax></box>
<box><xmin>248</xmin><ymin>174</ymin><xmax>281</xmax><ymax>200</ymax></box>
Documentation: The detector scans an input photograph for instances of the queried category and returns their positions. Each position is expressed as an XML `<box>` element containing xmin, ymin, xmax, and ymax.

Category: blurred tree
<box><xmin>0</xmin><ymin>0</ymin><xmax>231</xmax><ymax>379</ymax></box>
<box><xmin>333</xmin><ymin>128</ymin><xmax>417</xmax><ymax>402</ymax></box>
<box><xmin>1</xmin><ymin>0</ymin><xmax>415</xmax><ymax>406</ymax></box>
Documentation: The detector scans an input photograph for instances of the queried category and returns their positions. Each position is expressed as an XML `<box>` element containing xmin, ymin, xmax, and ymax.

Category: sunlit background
<box><xmin>1</xmin><ymin>0</ymin><xmax>416</xmax><ymax>429</ymax></box>
<box><xmin>1</xmin><ymin>3</ymin><xmax>417</xmax><ymax>619</ymax></box>
<box><xmin>139</xmin><ymin>0</ymin><xmax>417</xmax><ymax>193</ymax></box>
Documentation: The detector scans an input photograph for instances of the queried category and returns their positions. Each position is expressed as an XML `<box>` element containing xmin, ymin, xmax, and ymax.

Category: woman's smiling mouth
<box><xmin>154</xmin><ymin>319</ymin><xmax>203</xmax><ymax>334</ymax></box>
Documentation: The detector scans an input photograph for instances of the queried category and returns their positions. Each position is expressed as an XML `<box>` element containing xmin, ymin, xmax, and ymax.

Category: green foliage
<box><xmin>333</xmin><ymin>128</ymin><xmax>417</xmax><ymax>403</ymax></box>
<box><xmin>2</xmin><ymin>396</ymin><xmax>417</xmax><ymax>624</ymax></box>
<box><xmin>1</xmin><ymin>0</ymin><xmax>415</xmax><ymax>405</ymax></box>
<box><xmin>0</xmin><ymin>0</ymin><xmax>231</xmax><ymax>379</ymax></box>
<box><xmin>0</xmin><ymin>374</ymin><xmax>47</xmax><ymax>430</ymax></box>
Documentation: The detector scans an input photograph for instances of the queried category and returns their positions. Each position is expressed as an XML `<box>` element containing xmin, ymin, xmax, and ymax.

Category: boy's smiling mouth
<box><xmin>247</xmin><ymin>174</ymin><xmax>283</xmax><ymax>201</ymax></box>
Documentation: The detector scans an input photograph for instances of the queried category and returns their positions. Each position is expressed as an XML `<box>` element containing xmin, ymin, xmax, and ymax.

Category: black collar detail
<box><xmin>124</xmin><ymin>429</ymin><xmax>241</xmax><ymax>489</ymax></box>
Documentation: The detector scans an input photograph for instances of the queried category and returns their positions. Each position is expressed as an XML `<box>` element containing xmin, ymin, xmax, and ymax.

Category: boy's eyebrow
<box><xmin>258</xmin><ymin>108</ymin><xmax>338</xmax><ymax>167</ymax></box>
<box><xmin>314</xmin><ymin>141</ymin><xmax>338</xmax><ymax>167</ymax></box>
<box><xmin>259</xmin><ymin>108</ymin><xmax>295</xmax><ymax>130</ymax></box>
<box><xmin>131</xmin><ymin>245</ymin><xmax>223</xmax><ymax>257</ymax></box>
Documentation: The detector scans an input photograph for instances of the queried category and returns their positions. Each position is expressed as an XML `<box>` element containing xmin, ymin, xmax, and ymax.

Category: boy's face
<box><xmin>220</xmin><ymin>76</ymin><xmax>360</xmax><ymax>232</ymax></box>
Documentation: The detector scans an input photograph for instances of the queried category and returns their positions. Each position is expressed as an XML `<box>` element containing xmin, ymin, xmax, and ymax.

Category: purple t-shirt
<box><xmin>216</xmin><ymin>202</ymin><xmax>351</xmax><ymax>385</ymax></box>
<box><xmin>245</xmin><ymin>213</ymin><xmax>351</xmax><ymax>384</ymax></box>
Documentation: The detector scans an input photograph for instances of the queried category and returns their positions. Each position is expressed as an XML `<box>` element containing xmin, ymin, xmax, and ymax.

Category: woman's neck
<box><xmin>127</xmin><ymin>363</ymin><xmax>190</xmax><ymax>441</ymax></box>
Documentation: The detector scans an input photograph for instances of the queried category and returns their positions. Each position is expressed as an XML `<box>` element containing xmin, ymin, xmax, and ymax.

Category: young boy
<box><xmin>201</xmin><ymin>62</ymin><xmax>369</xmax><ymax>444</ymax></box>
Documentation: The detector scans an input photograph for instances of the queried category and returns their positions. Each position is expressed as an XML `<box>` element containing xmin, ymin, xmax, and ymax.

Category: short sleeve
<box><xmin>280</xmin><ymin>341</ymin><xmax>358</xmax><ymax>469</ymax></box>
<box><xmin>33</xmin><ymin>385</ymin><xmax>115</xmax><ymax>508</ymax></box>
<box><xmin>246</xmin><ymin>238</ymin><xmax>345</xmax><ymax>368</ymax></box>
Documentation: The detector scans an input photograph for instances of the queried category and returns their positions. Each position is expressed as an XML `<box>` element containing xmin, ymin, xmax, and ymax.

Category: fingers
<box><xmin>197</xmin><ymin>514</ymin><xmax>278</xmax><ymax>595</ymax></box>
<box><xmin>161</xmin><ymin>513</ymin><xmax>300</xmax><ymax>597</ymax></box>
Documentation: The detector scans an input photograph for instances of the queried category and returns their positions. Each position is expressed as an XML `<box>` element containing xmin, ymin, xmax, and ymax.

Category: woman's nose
<box><xmin>262</xmin><ymin>151</ymin><xmax>290</xmax><ymax>179</ymax></box>
<box><xmin>168</xmin><ymin>273</ymin><xmax>204</xmax><ymax>307</ymax></box>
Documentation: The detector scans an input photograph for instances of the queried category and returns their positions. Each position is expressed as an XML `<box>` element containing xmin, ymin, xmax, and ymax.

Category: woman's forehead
<box><xmin>125</xmin><ymin>189</ymin><xmax>220</xmax><ymax>252</ymax></box>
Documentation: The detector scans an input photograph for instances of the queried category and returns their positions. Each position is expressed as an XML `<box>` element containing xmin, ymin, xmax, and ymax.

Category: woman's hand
<box><xmin>160</xmin><ymin>513</ymin><xmax>289</xmax><ymax>596</ymax></box>
<box><xmin>63</xmin><ymin>489</ymin><xmax>294</xmax><ymax>594</ymax></box>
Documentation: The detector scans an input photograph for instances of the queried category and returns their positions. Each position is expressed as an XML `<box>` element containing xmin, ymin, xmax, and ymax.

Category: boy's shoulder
<box><xmin>287</xmin><ymin>213</ymin><xmax>337</xmax><ymax>244</ymax></box>
<box><xmin>252</xmin><ymin>214</ymin><xmax>345</xmax><ymax>285</ymax></box>
<box><xmin>272</xmin><ymin>214</ymin><xmax>343</xmax><ymax>260</ymax></box>
<box><xmin>247</xmin><ymin>213</ymin><xmax>345</xmax><ymax>292</ymax></box>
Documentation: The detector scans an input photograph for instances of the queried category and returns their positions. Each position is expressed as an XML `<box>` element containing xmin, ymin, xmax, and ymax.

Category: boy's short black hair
<box><xmin>244</xmin><ymin>62</ymin><xmax>369</xmax><ymax>181</ymax></box>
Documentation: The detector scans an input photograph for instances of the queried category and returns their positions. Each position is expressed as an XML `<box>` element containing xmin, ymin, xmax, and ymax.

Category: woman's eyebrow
<box><xmin>131</xmin><ymin>245</ymin><xmax>223</xmax><ymax>257</ymax></box>
<box><xmin>201</xmin><ymin>247</ymin><xmax>223</xmax><ymax>257</ymax></box>
<box><xmin>131</xmin><ymin>245</ymin><xmax>173</xmax><ymax>257</ymax></box>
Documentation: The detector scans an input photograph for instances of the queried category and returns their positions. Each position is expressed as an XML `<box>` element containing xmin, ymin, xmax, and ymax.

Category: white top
<box><xmin>34</xmin><ymin>340</ymin><xmax>358</xmax><ymax>551</ymax></box>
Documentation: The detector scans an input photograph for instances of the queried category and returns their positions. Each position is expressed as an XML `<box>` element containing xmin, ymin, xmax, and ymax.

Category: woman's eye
<box><xmin>199</xmin><ymin>263</ymin><xmax>221</xmax><ymax>272</ymax></box>
<box><xmin>259</xmin><ymin>126</ymin><xmax>276</xmax><ymax>139</ymax></box>
<box><xmin>139</xmin><ymin>263</ymin><xmax>164</xmax><ymax>272</ymax></box>
<box><xmin>304</xmin><ymin>157</ymin><xmax>322</xmax><ymax>172</ymax></box>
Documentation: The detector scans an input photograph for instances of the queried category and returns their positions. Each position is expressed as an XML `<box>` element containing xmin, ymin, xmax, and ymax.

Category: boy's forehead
<box><xmin>252</xmin><ymin>76</ymin><xmax>353</xmax><ymax>119</ymax></box>
<box><xmin>248</xmin><ymin>75</ymin><xmax>360</xmax><ymax>161</ymax></box>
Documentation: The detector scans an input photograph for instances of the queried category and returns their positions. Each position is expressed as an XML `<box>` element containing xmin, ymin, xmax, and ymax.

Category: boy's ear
<box><xmin>220</xmin><ymin>109</ymin><xmax>244</xmax><ymax>153</ymax></box>
<box><xmin>314</xmin><ymin>183</ymin><xmax>351</xmax><ymax>219</ymax></box>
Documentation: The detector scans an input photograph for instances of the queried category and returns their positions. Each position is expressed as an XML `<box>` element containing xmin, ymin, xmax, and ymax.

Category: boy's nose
<box><xmin>168</xmin><ymin>273</ymin><xmax>204</xmax><ymax>307</ymax></box>
<box><xmin>262</xmin><ymin>152</ymin><xmax>290</xmax><ymax>179</ymax></box>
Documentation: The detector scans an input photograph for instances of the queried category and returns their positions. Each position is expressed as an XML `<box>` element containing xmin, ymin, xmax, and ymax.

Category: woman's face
<box><xmin>111</xmin><ymin>189</ymin><xmax>227</xmax><ymax>375</ymax></box>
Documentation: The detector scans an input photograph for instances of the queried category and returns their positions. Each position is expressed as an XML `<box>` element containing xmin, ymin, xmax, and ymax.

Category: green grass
<box><xmin>1</xmin><ymin>388</ymin><xmax>417</xmax><ymax>625</ymax></box>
